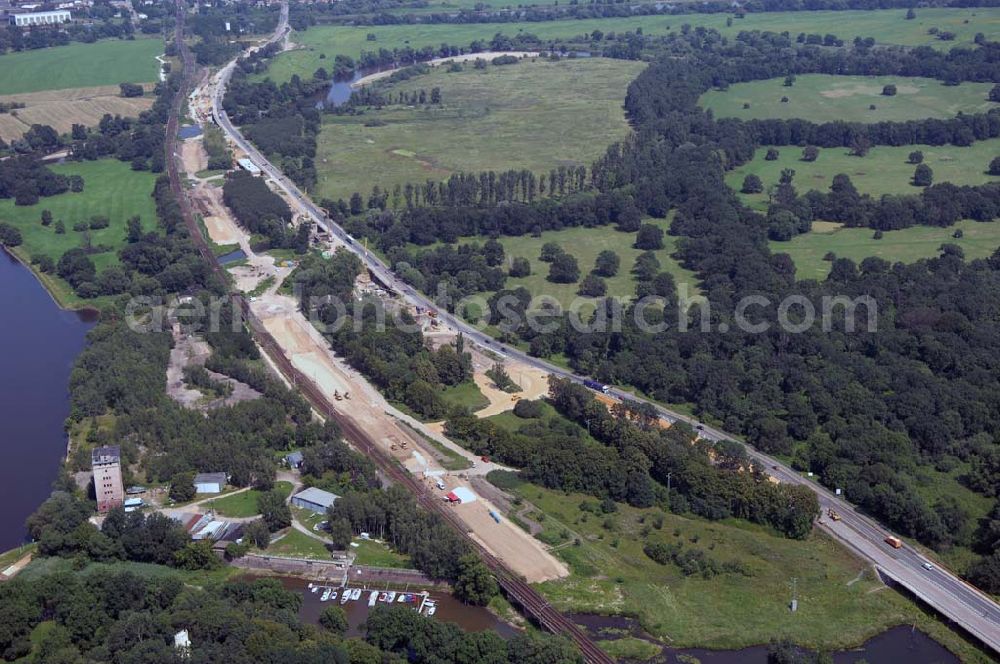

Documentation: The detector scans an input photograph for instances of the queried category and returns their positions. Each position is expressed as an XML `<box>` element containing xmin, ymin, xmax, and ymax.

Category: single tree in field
<box><xmin>801</xmin><ymin>146</ymin><xmax>819</xmax><ymax>162</ymax></box>
<box><xmin>40</xmin><ymin>209</ymin><xmax>52</xmax><ymax>226</ymax></box>
<box><xmin>741</xmin><ymin>174</ymin><xmax>764</xmax><ymax>194</ymax></box>
<box><xmin>539</xmin><ymin>242</ymin><xmax>563</xmax><ymax>262</ymax></box>
<box><xmin>168</xmin><ymin>471</ymin><xmax>196</xmax><ymax>502</ymax></box>
<box><xmin>578</xmin><ymin>274</ymin><xmax>607</xmax><ymax>297</ymax></box>
<box><xmin>849</xmin><ymin>135</ymin><xmax>871</xmax><ymax>157</ymax></box>
<box><xmin>764</xmin><ymin>148</ymin><xmax>780</xmax><ymax>161</ymax></box>
<box><xmin>319</xmin><ymin>606</ymin><xmax>348</xmax><ymax>635</ymax></box>
<box><xmin>594</xmin><ymin>250</ymin><xmax>620</xmax><ymax>277</ymax></box>
<box><xmin>913</xmin><ymin>163</ymin><xmax>933</xmax><ymax>187</ymax></box>
<box><xmin>783</xmin><ymin>74</ymin><xmax>795</xmax><ymax>87</ymax></box>
<box><xmin>989</xmin><ymin>156</ymin><xmax>1000</xmax><ymax>176</ymax></box>
<box><xmin>509</xmin><ymin>256</ymin><xmax>531</xmax><ymax>277</ymax></box>
<box><xmin>989</xmin><ymin>84</ymin><xmax>1000</xmax><ymax>103</ymax></box>
<box><xmin>548</xmin><ymin>253</ymin><xmax>579</xmax><ymax>284</ymax></box>
<box><xmin>882</xmin><ymin>84</ymin><xmax>897</xmax><ymax>96</ymax></box>
<box><xmin>906</xmin><ymin>7</ymin><xmax>916</xmax><ymax>19</ymax></box>
<box><xmin>258</xmin><ymin>490</ymin><xmax>292</xmax><ymax>532</ymax></box>
<box><xmin>244</xmin><ymin>519</ymin><xmax>271</xmax><ymax>549</ymax></box>
<box><xmin>633</xmin><ymin>251</ymin><xmax>661</xmax><ymax>282</ymax></box>
<box><xmin>635</xmin><ymin>224</ymin><xmax>665</xmax><ymax>250</ymax></box>
<box><xmin>908</xmin><ymin>150</ymin><xmax>924</xmax><ymax>164</ymax></box>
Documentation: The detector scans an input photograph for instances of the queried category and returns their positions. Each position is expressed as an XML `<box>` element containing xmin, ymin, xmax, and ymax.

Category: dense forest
<box><xmin>307</xmin><ymin>26</ymin><xmax>1000</xmax><ymax>588</ymax></box>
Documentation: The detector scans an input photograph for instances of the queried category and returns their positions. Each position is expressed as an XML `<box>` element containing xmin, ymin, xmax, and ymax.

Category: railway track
<box><xmin>163</xmin><ymin>6</ymin><xmax>612</xmax><ymax>662</ymax></box>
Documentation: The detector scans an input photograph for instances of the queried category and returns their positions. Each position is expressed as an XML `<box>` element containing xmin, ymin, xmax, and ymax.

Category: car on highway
<box><xmin>923</xmin><ymin>562</ymin><xmax>935</xmax><ymax>571</ymax></box>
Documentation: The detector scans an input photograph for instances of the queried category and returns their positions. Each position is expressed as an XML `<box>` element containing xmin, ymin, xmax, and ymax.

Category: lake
<box><xmin>0</xmin><ymin>250</ymin><xmax>94</xmax><ymax>550</ymax></box>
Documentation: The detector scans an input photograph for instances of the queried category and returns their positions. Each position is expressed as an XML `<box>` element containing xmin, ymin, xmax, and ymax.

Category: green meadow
<box><xmin>0</xmin><ymin>38</ymin><xmax>163</xmax><ymax>95</ymax></box>
<box><xmin>702</xmin><ymin>74</ymin><xmax>998</xmax><ymax>123</ymax></box>
<box><xmin>729</xmin><ymin>140</ymin><xmax>1000</xmax><ymax>208</ymax></box>
<box><xmin>314</xmin><ymin>58</ymin><xmax>643</xmax><ymax>201</ymax></box>
<box><xmin>773</xmin><ymin>219</ymin><xmax>1000</xmax><ymax>280</ymax></box>
<box><xmin>263</xmin><ymin>8</ymin><xmax>1000</xmax><ymax>84</ymax></box>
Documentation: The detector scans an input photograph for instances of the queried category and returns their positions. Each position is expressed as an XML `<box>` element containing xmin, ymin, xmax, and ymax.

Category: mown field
<box><xmin>701</xmin><ymin>74</ymin><xmax>998</xmax><ymax>123</ymax></box>
<box><xmin>209</xmin><ymin>481</ymin><xmax>293</xmax><ymax>518</ymax></box>
<box><xmin>0</xmin><ymin>85</ymin><xmax>154</xmax><ymax>142</ymax></box>
<box><xmin>0</xmin><ymin>160</ymin><xmax>159</xmax><ymax>306</ymax></box>
<box><xmin>728</xmin><ymin>139</ymin><xmax>1000</xmax><ymax>208</ymax></box>
<box><xmin>314</xmin><ymin>58</ymin><xmax>643</xmax><ymax>201</ymax></box>
<box><xmin>0</xmin><ymin>38</ymin><xmax>163</xmax><ymax>95</ymax></box>
<box><xmin>264</xmin><ymin>8</ymin><xmax>1000</xmax><ymax>84</ymax></box>
<box><xmin>772</xmin><ymin>219</ymin><xmax>1000</xmax><ymax>280</ymax></box>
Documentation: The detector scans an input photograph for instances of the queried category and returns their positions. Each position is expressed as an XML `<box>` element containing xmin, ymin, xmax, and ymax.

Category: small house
<box><xmin>285</xmin><ymin>451</ymin><xmax>304</xmax><ymax>469</ymax></box>
<box><xmin>291</xmin><ymin>487</ymin><xmax>338</xmax><ymax>514</ymax></box>
<box><xmin>193</xmin><ymin>472</ymin><xmax>226</xmax><ymax>494</ymax></box>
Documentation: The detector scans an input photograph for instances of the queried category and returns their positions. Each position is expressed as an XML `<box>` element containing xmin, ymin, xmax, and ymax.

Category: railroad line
<box><xmin>164</xmin><ymin>6</ymin><xmax>611</xmax><ymax>661</ymax></box>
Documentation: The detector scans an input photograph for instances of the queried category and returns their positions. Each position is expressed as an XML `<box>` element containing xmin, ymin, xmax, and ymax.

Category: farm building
<box><xmin>9</xmin><ymin>9</ymin><xmax>70</xmax><ymax>25</ymax></box>
<box><xmin>291</xmin><ymin>487</ymin><xmax>338</xmax><ymax>514</ymax></box>
<box><xmin>237</xmin><ymin>158</ymin><xmax>261</xmax><ymax>176</ymax></box>
<box><xmin>193</xmin><ymin>472</ymin><xmax>226</xmax><ymax>494</ymax></box>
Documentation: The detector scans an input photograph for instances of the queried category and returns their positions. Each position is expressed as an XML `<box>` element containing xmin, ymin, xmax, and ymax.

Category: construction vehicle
<box><xmin>884</xmin><ymin>535</ymin><xmax>903</xmax><ymax>549</ymax></box>
<box><xmin>827</xmin><ymin>508</ymin><xmax>841</xmax><ymax>522</ymax></box>
<box><xmin>334</xmin><ymin>390</ymin><xmax>342</xmax><ymax>401</ymax></box>
<box><xmin>344</xmin><ymin>391</ymin><xmax>351</xmax><ymax>399</ymax></box>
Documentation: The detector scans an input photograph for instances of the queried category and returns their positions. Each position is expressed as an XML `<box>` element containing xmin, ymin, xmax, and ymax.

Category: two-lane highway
<box><xmin>209</xmin><ymin>17</ymin><xmax>1000</xmax><ymax>656</ymax></box>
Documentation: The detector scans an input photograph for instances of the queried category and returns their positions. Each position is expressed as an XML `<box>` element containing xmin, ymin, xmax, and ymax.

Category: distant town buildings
<box><xmin>8</xmin><ymin>9</ymin><xmax>71</xmax><ymax>26</ymax></box>
<box><xmin>92</xmin><ymin>446</ymin><xmax>124</xmax><ymax>513</ymax></box>
<box><xmin>291</xmin><ymin>487</ymin><xmax>338</xmax><ymax>514</ymax></box>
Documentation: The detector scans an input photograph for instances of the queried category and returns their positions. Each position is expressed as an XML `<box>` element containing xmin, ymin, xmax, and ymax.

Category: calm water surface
<box><xmin>0</xmin><ymin>249</ymin><xmax>94</xmax><ymax>550</ymax></box>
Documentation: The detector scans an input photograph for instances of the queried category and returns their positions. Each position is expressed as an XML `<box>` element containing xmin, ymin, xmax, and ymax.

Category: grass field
<box><xmin>0</xmin><ymin>160</ymin><xmax>159</xmax><ymax>270</ymax></box>
<box><xmin>729</xmin><ymin>140</ymin><xmax>1000</xmax><ymax>208</ymax></box>
<box><xmin>0</xmin><ymin>38</ymin><xmax>163</xmax><ymax>95</ymax></box>
<box><xmin>266</xmin><ymin>8</ymin><xmax>1000</xmax><ymax>84</ymax></box>
<box><xmin>0</xmin><ymin>159</ymin><xmax>159</xmax><ymax>307</ymax></box>
<box><xmin>440</xmin><ymin>381</ymin><xmax>491</xmax><ymax>413</ymax></box>
<box><xmin>209</xmin><ymin>481</ymin><xmax>293</xmax><ymax>518</ymax></box>
<box><xmin>701</xmin><ymin>74</ymin><xmax>998</xmax><ymax>123</ymax></box>
<box><xmin>498</xmin><ymin>477</ymin><xmax>988</xmax><ymax>660</ymax></box>
<box><xmin>772</xmin><ymin>219</ymin><xmax>1000</xmax><ymax>280</ymax></box>
<box><xmin>267</xmin><ymin>528</ymin><xmax>332</xmax><ymax>559</ymax></box>
<box><xmin>351</xmin><ymin>539</ymin><xmax>413</xmax><ymax>568</ymax></box>
<box><xmin>314</xmin><ymin>58</ymin><xmax>642</xmax><ymax>201</ymax></box>
<box><xmin>436</xmin><ymin>219</ymin><xmax>696</xmax><ymax>309</ymax></box>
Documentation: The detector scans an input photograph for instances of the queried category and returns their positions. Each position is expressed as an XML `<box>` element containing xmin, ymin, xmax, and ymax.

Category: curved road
<box><xmin>209</xmin><ymin>11</ymin><xmax>1000</xmax><ymax>655</ymax></box>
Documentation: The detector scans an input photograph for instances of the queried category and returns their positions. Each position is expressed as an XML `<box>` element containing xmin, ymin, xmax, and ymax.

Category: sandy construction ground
<box><xmin>456</xmin><ymin>498</ymin><xmax>568</xmax><ymax>583</ymax></box>
<box><xmin>0</xmin><ymin>85</ymin><xmax>154</xmax><ymax>141</ymax></box>
<box><xmin>181</xmin><ymin>137</ymin><xmax>208</xmax><ymax>174</ymax></box>
<box><xmin>251</xmin><ymin>294</ymin><xmax>568</xmax><ymax>582</ymax></box>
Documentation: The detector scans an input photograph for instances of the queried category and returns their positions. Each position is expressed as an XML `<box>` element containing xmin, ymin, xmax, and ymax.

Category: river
<box><xmin>0</xmin><ymin>250</ymin><xmax>95</xmax><ymax>550</ymax></box>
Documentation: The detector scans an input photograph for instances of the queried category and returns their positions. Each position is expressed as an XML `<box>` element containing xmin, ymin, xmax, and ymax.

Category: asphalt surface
<box><xmin>209</xmin><ymin>14</ymin><xmax>1000</xmax><ymax>655</ymax></box>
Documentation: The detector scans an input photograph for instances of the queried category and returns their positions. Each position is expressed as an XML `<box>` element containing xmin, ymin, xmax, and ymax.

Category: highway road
<box><xmin>209</xmin><ymin>12</ymin><xmax>1000</xmax><ymax>656</ymax></box>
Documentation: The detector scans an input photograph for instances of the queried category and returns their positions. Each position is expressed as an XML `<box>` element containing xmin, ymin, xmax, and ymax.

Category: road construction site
<box><xmin>175</xmin><ymin>106</ymin><xmax>568</xmax><ymax>584</ymax></box>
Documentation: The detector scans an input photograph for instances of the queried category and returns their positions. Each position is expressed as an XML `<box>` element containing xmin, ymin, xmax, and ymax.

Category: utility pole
<box><xmin>790</xmin><ymin>577</ymin><xmax>798</xmax><ymax>612</ymax></box>
<box><xmin>665</xmin><ymin>472</ymin><xmax>672</xmax><ymax>507</ymax></box>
